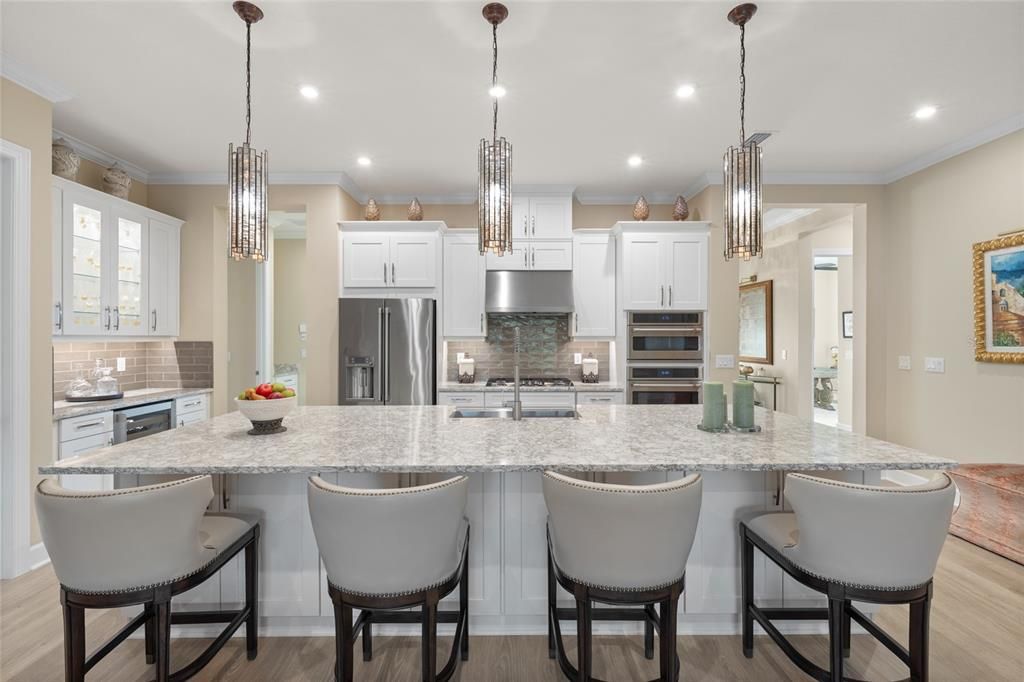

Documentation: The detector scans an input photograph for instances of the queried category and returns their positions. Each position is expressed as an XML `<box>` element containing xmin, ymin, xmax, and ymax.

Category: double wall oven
<box><xmin>626</xmin><ymin>311</ymin><xmax>705</xmax><ymax>405</ymax></box>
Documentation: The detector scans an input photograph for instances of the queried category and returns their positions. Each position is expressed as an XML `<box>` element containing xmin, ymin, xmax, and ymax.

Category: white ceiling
<box><xmin>3</xmin><ymin>1</ymin><xmax>1023</xmax><ymax>201</ymax></box>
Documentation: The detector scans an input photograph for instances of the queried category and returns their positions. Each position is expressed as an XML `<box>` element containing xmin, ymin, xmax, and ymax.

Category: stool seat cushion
<box><xmin>200</xmin><ymin>513</ymin><xmax>258</xmax><ymax>553</ymax></box>
<box><xmin>746</xmin><ymin>512</ymin><xmax>799</xmax><ymax>553</ymax></box>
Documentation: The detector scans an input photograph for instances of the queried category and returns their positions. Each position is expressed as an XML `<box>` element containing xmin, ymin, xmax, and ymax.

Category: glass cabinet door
<box><xmin>111</xmin><ymin>213</ymin><xmax>146</xmax><ymax>334</ymax></box>
<box><xmin>63</xmin><ymin>195</ymin><xmax>107</xmax><ymax>334</ymax></box>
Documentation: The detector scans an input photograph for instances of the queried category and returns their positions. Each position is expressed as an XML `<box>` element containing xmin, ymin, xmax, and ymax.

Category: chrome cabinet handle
<box><xmin>531</xmin><ymin>248</ymin><xmax>536</xmax><ymax>268</ymax></box>
<box><xmin>531</xmin><ymin>216</ymin><xmax>536</xmax><ymax>235</ymax></box>
<box><xmin>107</xmin><ymin>437</ymin><xmax>114</xmax><ymax>447</ymax></box>
<box><xmin>574</xmin><ymin>312</ymin><xmax>579</xmax><ymax>333</ymax></box>
<box><xmin>151</xmin><ymin>309</ymin><xmax>157</xmax><ymax>331</ymax></box>
<box><xmin>179</xmin><ymin>419</ymin><xmax>185</xmax><ymax>427</ymax></box>
<box><xmin>182</xmin><ymin>399</ymin><xmax>201</xmax><ymax>408</ymax></box>
<box><xmin>104</xmin><ymin>306</ymin><xmax>111</xmax><ymax>330</ymax></box>
<box><xmin>54</xmin><ymin>302</ymin><xmax>63</xmax><ymax>330</ymax></box>
<box><xmin>75</xmin><ymin>419</ymin><xmax>105</xmax><ymax>429</ymax></box>
<box><xmin>480</xmin><ymin>312</ymin><xmax>484</xmax><ymax>333</ymax></box>
<box><xmin>383</xmin><ymin>262</ymin><xmax>388</xmax><ymax>284</ymax></box>
<box><xmin>660</xmin><ymin>286</ymin><xmax>664</xmax><ymax>307</ymax></box>
<box><xmin>668</xmin><ymin>285</ymin><xmax>673</xmax><ymax>307</ymax></box>
<box><xmin>113</xmin><ymin>307</ymin><xmax>120</xmax><ymax>330</ymax></box>
<box><xmin>523</xmin><ymin>249</ymin><xmax>528</xmax><ymax>267</ymax></box>
<box><xmin>524</xmin><ymin>215</ymin><xmax>528</xmax><ymax>236</ymax></box>
<box><xmin>391</xmin><ymin>262</ymin><xmax>396</xmax><ymax>284</ymax></box>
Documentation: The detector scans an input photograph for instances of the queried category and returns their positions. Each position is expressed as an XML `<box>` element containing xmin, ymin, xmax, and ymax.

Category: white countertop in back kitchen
<box><xmin>438</xmin><ymin>381</ymin><xmax>623</xmax><ymax>393</ymax></box>
<box><xmin>53</xmin><ymin>387</ymin><xmax>213</xmax><ymax>421</ymax></box>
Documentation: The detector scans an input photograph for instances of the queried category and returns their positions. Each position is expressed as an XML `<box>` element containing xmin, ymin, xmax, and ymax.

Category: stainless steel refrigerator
<box><xmin>339</xmin><ymin>298</ymin><xmax>436</xmax><ymax>405</ymax></box>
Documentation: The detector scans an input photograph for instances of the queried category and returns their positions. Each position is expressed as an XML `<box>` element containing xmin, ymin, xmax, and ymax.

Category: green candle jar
<box><xmin>702</xmin><ymin>382</ymin><xmax>725</xmax><ymax>430</ymax></box>
<box><xmin>732</xmin><ymin>380</ymin><xmax>755</xmax><ymax>428</ymax></box>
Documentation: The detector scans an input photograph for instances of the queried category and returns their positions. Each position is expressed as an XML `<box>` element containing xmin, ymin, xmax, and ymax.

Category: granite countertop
<box><xmin>53</xmin><ymin>387</ymin><xmax>213</xmax><ymax>421</ymax></box>
<box><xmin>438</xmin><ymin>381</ymin><xmax>624</xmax><ymax>393</ymax></box>
<box><xmin>41</xmin><ymin>405</ymin><xmax>955</xmax><ymax>475</ymax></box>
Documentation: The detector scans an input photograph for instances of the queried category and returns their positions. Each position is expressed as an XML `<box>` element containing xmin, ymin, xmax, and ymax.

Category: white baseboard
<box><xmin>29</xmin><ymin>542</ymin><xmax>50</xmax><ymax>570</ymax></box>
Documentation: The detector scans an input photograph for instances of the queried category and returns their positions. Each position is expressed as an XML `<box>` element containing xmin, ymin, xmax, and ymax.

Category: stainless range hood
<box><xmin>485</xmin><ymin>270</ymin><xmax>574</xmax><ymax>314</ymax></box>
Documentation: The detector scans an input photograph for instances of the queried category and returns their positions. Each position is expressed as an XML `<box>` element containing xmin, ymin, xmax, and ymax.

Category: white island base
<box><xmin>114</xmin><ymin>469</ymin><xmax>881</xmax><ymax>639</ymax></box>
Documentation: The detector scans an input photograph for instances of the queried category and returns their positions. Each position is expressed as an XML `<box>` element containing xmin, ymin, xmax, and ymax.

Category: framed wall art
<box><xmin>738</xmin><ymin>279</ymin><xmax>773</xmax><ymax>364</ymax></box>
<box><xmin>974</xmin><ymin>231</ymin><xmax>1024</xmax><ymax>363</ymax></box>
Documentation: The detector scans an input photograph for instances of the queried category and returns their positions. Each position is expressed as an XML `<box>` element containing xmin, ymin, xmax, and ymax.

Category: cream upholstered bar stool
<box><xmin>34</xmin><ymin>475</ymin><xmax>260</xmax><ymax>682</ymax></box>
<box><xmin>307</xmin><ymin>475</ymin><xmax>470</xmax><ymax>682</ymax></box>
<box><xmin>740</xmin><ymin>472</ymin><xmax>956</xmax><ymax>682</ymax></box>
<box><xmin>542</xmin><ymin>471</ymin><xmax>703</xmax><ymax>682</ymax></box>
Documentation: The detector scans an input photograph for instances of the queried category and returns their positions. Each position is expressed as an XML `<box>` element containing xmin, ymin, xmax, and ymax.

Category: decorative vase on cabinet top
<box><xmin>633</xmin><ymin>195</ymin><xmax>650</xmax><ymax>221</ymax></box>
<box><xmin>52</xmin><ymin>138</ymin><xmax>80</xmax><ymax>180</ymax></box>
<box><xmin>672</xmin><ymin>195</ymin><xmax>690</xmax><ymax>221</ymax></box>
<box><xmin>365</xmin><ymin>198</ymin><xmax>381</xmax><ymax>221</ymax></box>
<box><xmin>408</xmin><ymin>197</ymin><xmax>423</xmax><ymax>221</ymax></box>
<box><xmin>102</xmin><ymin>164</ymin><xmax>132</xmax><ymax>199</ymax></box>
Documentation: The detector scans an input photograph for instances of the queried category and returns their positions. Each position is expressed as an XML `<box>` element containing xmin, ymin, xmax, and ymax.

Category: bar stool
<box><xmin>34</xmin><ymin>475</ymin><xmax>260</xmax><ymax>682</ymax></box>
<box><xmin>307</xmin><ymin>475</ymin><xmax>470</xmax><ymax>682</ymax></box>
<box><xmin>542</xmin><ymin>471</ymin><xmax>703</xmax><ymax>682</ymax></box>
<box><xmin>740</xmin><ymin>472</ymin><xmax>956</xmax><ymax>682</ymax></box>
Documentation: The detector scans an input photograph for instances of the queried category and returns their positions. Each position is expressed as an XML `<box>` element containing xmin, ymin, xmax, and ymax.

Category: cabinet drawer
<box><xmin>58</xmin><ymin>411</ymin><xmax>114</xmax><ymax>443</ymax></box>
<box><xmin>438</xmin><ymin>392</ymin><xmax>485</xmax><ymax>407</ymax></box>
<box><xmin>175</xmin><ymin>394</ymin><xmax>208</xmax><ymax>416</ymax></box>
<box><xmin>484</xmin><ymin>392</ymin><xmax>576</xmax><ymax>409</ymax></box>
<box><xmin>577</xmin><ymin>392</ymin><xmax>624</xmax><ymax>405</ymax></box>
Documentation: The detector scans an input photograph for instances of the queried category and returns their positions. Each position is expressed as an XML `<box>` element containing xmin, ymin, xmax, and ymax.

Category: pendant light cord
<box><xmin>739</xmin><ymin>22</ymin><xmax>746</xmax><ymax>145</ymax></box>
<box><xmin>245</xmin><ymin>20</ymin><xmax>253</xmax><ymax>146</ymax></box>
<box><xmin>491</xmin><ymin>22</ymin><xmax>499</xmax><ymax>143</ymax></box>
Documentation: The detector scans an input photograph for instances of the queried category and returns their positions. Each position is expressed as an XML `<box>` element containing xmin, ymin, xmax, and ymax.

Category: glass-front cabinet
<box><xmin>54</xmin><ymin>177</ymin><xmax>182</xmax><ymax>337</ymax></box>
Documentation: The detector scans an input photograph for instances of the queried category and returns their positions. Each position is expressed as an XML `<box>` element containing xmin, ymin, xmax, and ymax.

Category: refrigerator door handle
<box><xmin>378</xmin><ymin>306</ymin><xmax>385</xmax><ymax>403</ymax></box>
<box><xmin>383</xmin><ymin>306</ymin><xmax>392</xmax><ymax>403</ymax></box>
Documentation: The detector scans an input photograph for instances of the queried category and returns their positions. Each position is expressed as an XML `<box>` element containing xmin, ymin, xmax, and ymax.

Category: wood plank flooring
<box><xmin>2</xmin><ymin>537</ymin><xmax>1021</xmax><ymax>681</ymax></box>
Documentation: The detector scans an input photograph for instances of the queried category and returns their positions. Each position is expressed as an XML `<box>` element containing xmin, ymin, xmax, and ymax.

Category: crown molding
<box><xmin>146</xmin><ymin>170</ymin><xmax>369</xmax><ymax>203</ymax></box>
<box><xmin>52</xmin><ymin>130</ymin><xmax>150</xmax><ymax>183</ymax></box>
<box><xmin>371</xmin><ymin>192</ymin><xmax>477</xmax><ymax>205</ymax></box>
<box><xmin>1</xmin><ymin>54</ymin><xmax>72</xmax><ymax>103</ymax></box>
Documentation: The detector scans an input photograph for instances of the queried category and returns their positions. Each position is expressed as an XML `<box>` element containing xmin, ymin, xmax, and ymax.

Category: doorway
<box><xmin>812</xmin><ymin>253</ymin><xmax>853</xmax><ymax>429</ymax></box>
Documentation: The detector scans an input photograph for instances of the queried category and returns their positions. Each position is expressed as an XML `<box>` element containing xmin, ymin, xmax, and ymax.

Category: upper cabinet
<box><xmin>572</xmin><ymin>231</ymin><xmax>616</xmax><ymax>338</ymax></box>
<box><xmin>488</xmin><ymin>192</ymin><xmax>573</xmax><ymax>271</ymax></box>
<box><xmin>485</xmin><ymin>240</ymin><xmax>572</xmax><ymax>271</ymax></box>
<box><xmin>52</xmin><ymin>178</ymin><xmax>182</xmax><ymax>337</ymax></box>
<box><xmin>443</xmin><ymin>231</ymin><xmax>486</xmax><ymax>338</ymax></box>
<box><xmin>614</xmin><ymin>222</ymin><xmax>710</xmax><ymax>311</ymax></box>
<box><xmin>339</xmin><ymin>221</ymin><xmax>445</xmax><ymax>291</ymax></box>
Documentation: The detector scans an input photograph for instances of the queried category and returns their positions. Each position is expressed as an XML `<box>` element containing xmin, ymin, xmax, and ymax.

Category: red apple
<box><xmin>255</xmin><ymin>383</ymin><xmax>274</xmax><ymax>398</ymax></box>
<box><xmin>268</xmin><ymin>392</ymin><xmax>283</xmax><ymax>400</ymax></box>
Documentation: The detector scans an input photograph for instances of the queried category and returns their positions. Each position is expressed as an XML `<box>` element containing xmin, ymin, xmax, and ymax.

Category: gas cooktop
<box><xmin>485</xmin><ymin>377</ymin><xmax>574</xmax><ymax>388</ymax></box>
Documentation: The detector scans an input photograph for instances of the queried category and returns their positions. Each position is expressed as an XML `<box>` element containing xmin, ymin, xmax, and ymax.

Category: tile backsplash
<box><xmin>446</xmin><ymin>314</ymin><xmax>610</xmax><ymax>382</ymax></box>
<box><xmin>53</xmin><ymin>341</ymin><xmax>213</xmax><ymax>398</ymax></box>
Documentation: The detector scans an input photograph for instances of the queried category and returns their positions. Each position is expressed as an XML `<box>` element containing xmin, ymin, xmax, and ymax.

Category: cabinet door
<box><xmin>573</xmin><ymin>235</ymin><xmax>615</xmax><ymax>337</ymax></box>
<box><xmin>528</xmin><ymin>196</ymin><xmax>572</xmax><ymax>240</ymax></box>
<box><xmin>502</xmin><ymin>472</ymin><xmax>550</xmax><ymax>615</ymax></box>
<box><xmin>666</xmin><ymin>233</ymin><xmax>708</xmax><ymax>310</ymax></box>
<box><xmin>62</xmin><ymin>190</ymin><xmax>110</xmax><ymax>334</ymax></box>
<box><xmin>109</xmin><ymin>210</ymin><xmax>148</xmax><ymax>335</ymax></box>
<box><xmin>390</xmin><ymin>232</ymin><xmax>437</xmax><ymax>288</ymax></box>
<box><xmin>622</xmin><ymin>235</ymin><xmax>666</xmax><ymax>309</ymax></box>
<box><xmin>341</xmin><ymin>234</ymin><xmax>388</xmax><ymax>288</ymax></box>
<box><xmin>52</xmin><ymin>187</ymin><xmax>64</xmax><ymax>335</ymax></box>
<box><xmin>148</xmin><ymin>219</ymin><xmax>180</xmax><ymax>336</ymax></box>
<box><xmin>443</xmin><ymin>234</ymin><xmax>486</xmax><ymax>337</ymax></box>
<box><xmin>512</xmin><ymin>195</ymin><xmax>530</xmax><ymax>239</ymax></box>
<box><xmin>529</xmin><ymin>240</ymin><xmax>573</xmax><ymax>270</ymax></box>
<box><xmin>58</xmin><ymin>432</ymin><xmax>114</xmax><ymax>492</ymax></box>
<box><xmin>485</xmin><ymin>243</ymin><xmax>530</xmax><ymax>271</ymax></box>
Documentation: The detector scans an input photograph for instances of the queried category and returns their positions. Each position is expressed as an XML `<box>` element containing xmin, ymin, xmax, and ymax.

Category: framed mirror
<box><xmin>738</xmin><ymin>279</ymin><xmax>773</xmax><ymax>364</ymax></box>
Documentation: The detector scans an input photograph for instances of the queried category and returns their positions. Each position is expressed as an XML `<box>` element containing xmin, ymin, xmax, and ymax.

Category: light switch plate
<box><xmin>924</xmin><ymin>357</ymin><xmax>945</xmax><ymax>373</ymax></box>
<box><xmin>781</xmin><ymin>349</ymin><xmax>788</xmax><ymax>361</ymax></box>
<box><xmin>116</xmin><ymin>357</ymin><xmax>126</xmax><ymax>372</ymax></box>
<box><xmin>573</xmin><ymin>353</ymin><xmax>582</xmax><ymax>365</ymax></box>
<box><xmin>715</xmin><ymin>354</ymin><xmax>735</xmax><ymax>369</ymax></box>
<box><xmin>898</xmin><ymin>355</ymin><xmax>911</xmax><ymax>370</ymax></box>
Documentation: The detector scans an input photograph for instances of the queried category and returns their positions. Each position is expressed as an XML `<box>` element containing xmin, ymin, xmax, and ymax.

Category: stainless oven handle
<box><xmin>628</xmin><ymin>327</ymin><xmax>703</xmax><ymax>334</ymax></box>
<box><xmin>629</xmin><ymin>382</ymin><xmax>702</xmax><ymax>389</ymax></box>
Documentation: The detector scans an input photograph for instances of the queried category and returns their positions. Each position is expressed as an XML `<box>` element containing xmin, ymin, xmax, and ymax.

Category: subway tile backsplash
<box><xmin>446</xmin><ymin>314</ymin><xmax>610</xmax><ymax>382</ymax></box>
<box><xmin>53</xmin><ymin>341</ymin><xmax>213</xmax><ymax>398</ymax></box>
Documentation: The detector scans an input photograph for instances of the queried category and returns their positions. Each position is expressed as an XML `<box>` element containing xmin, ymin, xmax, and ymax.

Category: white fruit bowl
<box><xmin>235</xmin><ymin>396</ymin><xmax>296</xmax><ymax>435</ymax></box>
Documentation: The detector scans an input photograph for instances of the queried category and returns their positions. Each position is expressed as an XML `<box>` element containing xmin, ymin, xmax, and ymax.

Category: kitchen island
<box><xmin>42</xmin><ymin>405</ymin><xmax>954</xmax><ymax>637</ymax></box>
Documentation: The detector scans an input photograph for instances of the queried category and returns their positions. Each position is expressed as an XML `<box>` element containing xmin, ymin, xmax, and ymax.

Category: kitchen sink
<box><xmin>450</xmin><ymin>408</ymin><xmax>579</xmax><ymax>419</ymax></box>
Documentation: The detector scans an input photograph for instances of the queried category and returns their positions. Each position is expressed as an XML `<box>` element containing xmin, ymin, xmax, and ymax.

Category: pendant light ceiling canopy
<box><xmin>478</xmin><ymin>2</ymin><xmax>513</xmax><ymax>256</ymax></box>
<box><xmin>723</xmin><ymin>3</ymin><xmax>769</xmax><ymax>262</ymax></box>
<box><xmin>228</xmin><ymin>1</ymin><xmax>269</xmax><ymax>262</ymax></box>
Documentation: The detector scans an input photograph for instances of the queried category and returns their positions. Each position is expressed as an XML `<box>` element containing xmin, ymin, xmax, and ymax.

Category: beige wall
<box><xmin>813</xmin><ymin>270</ymin><xmax>839</xmax><ymax>369</ymax></box>
<box><xmin>837</xmin><ymin>256</ymin><xmax>853</xmax><ymax>429</ymax></box>
<box><xmin>75</xmin><ymin>157</ymin><xmax>148</xmax><ymax>207</ymax></box>
<box><xmin>1</xmin><ymin>78</ymin><xmax>54</xmax><ymax>545</ymax></box>
<box><xmin>273</xmin><ymin>238</ymin><xmax>307</xmax><ymax>400</ymax></box>
<box><xmin>883</xmin><ymin>131</ymin><xmax>1024</xmax><ymax>464</ymax></box>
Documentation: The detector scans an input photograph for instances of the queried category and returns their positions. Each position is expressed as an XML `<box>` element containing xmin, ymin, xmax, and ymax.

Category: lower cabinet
<box><xmin>483</xmin><ymin>392</ymin><xmax>576</xmax><ymax>409</ymax></box>
<box><xmin>576</xmin><ymin>391</ymin><xmax>625</xmax><ymax>405</ymax></box>
<box><xmin>437</xmin><ymin>391</ymin><xmax>485</xmax><ymax>408</ymax></box>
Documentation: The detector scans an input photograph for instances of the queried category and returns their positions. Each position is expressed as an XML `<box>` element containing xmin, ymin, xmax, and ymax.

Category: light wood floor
<box><xmin>2</xmin><ymin>536</ymin><xmax>1021</xmax><ymax>681</ymax></box>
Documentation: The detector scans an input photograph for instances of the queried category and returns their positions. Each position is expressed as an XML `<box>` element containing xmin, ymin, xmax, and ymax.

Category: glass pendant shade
<box><xmin>478</xmin><ymin>136</ymin><xmax>512</xmax><ymax>255</ymax></box>
<box><xmin>228</xmin><ymin>142</ymin><xmax>268</xmax><ymax>261</ymax></box>
<box><xmin>723</xmin><ymin>141</ymin><xmax>763</xmax><ymax>261</ymax></box>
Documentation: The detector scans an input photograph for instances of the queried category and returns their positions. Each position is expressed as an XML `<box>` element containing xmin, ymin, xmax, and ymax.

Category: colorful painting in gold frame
<box><xmin>974</xmin><ymin>231</ymin><xmax>1024</xmax><ymax>363</ymax></box>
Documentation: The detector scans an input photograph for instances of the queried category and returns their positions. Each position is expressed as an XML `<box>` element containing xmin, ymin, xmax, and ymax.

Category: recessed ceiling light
<box><xmin>675</xmin><ymin>84</ymin><xmax>696</xmax><ymax>99</ymax></box>
<box><xmin>299</xmin><ymin>85</ymin><xmax>319</xmax><ymax>100</ymax></box>
<box><xmin>488</xmin><ymin>84</ymin><xmax>507</xmax><ymax>98</ymax></box>
<box><xmin>357</xmin><ymin>156</ymin><xmax>372</xmax><ymax>167</ymax></box>
<box><xmin>627</xmin><ymin>155</ymin><xmax>643</xmax><ymax>168</ymax></box>
<box><xmin>914</xmin><ymin>105</ymin><xmax>937</xmax><ymax>120</ymax></box>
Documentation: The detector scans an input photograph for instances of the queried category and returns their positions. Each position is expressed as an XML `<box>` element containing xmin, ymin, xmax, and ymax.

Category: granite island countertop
<box><xmin>41</xmin><ymin>405</ymin><xmax>955</xmax><ymax>475</ymax></box>
<box><xmin>438</xmin><ymin>381</ymin><xmax>623</xmax><ymax>393</ymax></box>
<box><xmin>53</xmin><ymin>387</ymin><xmax>214</xmax><ymax>420</ymax></box>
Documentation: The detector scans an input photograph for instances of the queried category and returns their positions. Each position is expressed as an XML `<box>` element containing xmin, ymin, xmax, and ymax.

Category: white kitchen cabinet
<box><xmin>339</xmin><ymin>222</ymin><xmax>444</xmax><ymax>290</ymax></box>
<box><xmin>486</xmin><ymin>241</ymin><xmax>572</xmax><ymax>271</ymax></box>
<box><xmin>52</xmin><ymin>186</ymin><xmax>64</xmax><ymax>334</ymax></box>
<box><xmin>572</xmin><ymin>232</ymin><xmax>616</xmax><ymax>338</ymax></box>
<box><xmin>443</xmin><ymin>231</ymin><xmax>486</xmax><ymax>338</ymax></box>
<box><xmin>576</xmin><ymin>391</ymin><xmax>624</xmax><ymax>405</ymax></box>
<box><xmin>485</xmin><ymin>244</ymin><xmax>529</xmax><ymax>271</ymax></box>
<box><xmin>615</xmin><ymin>222</ymin><xmax>710</xmax><ymax>311</ymax></box>
<box><xmin>57</xmin><ymin>416</ymin><xmax>115</xmax><ymax>492</ymax></box>
<box><xmin>510</xmin><ymin>194</ymin><xmax>572</xmax><ymax>240</ymax></box>
<box><xmin>53</xmin><ymin>178</ymin><xmax>182</xmax><ymax>337</ymax></box>
<box><xmin>175</xmin><ymin>393</ymin><xmax>210</xmax><ymax>427</ymax></box>
<box><xmin>484</xmin><ymin>392</ymin><xmax>576</xmax><ymax>409</ymax></box>
<box><xmin>437</xmin><ymin>391</ymin><xmax>485</xmax><ymax>407</ymax></box>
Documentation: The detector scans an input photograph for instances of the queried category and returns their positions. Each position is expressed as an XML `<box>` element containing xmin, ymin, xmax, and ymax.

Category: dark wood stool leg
<box><xmin>574</xmin><ymin>584</ymin><xmax>593</xmax><ymax>682</ymax></box>
<box><xmin>62</xmin><ymin>600</ymin><xmax>86</xmax><ymax>682</ymax></box>
<box><xmin>644</xmin><ymin>608</ymin><xmax>655</xmax><ymax>660</ymax></box>
<box><xmin>909</xmin><ymin>592</ymin><xmax>932</xmax><ymax>682</ymax></box>
<box><xmin>362</xmin><ymin>611</ymin><xmax>373</xmax><ymax>662</ymax></box>
<box><xmin>547</xmin><ymin>545</ymin><xmax>557</xmax><ymax>660</ymax></box>
<box><xmin>422</xmin><ymin>591</ymin><xmax>439</xmax><ymax>682</ymax></box>
<box><xmin>741</xmin><ymin>529</ymin><xmax>755</xmax><ymax>658</ymax></box>
<box><xmin>154</xmin><ymin>598</ymin><xmax>172</xmax><ymax>682</ymax></box>
<box><xmin>335</xmin><ymin>599</ymin><xmax>354</xmax><ymax>682</ymax></box>
<box><xmin>144</xmin><ymin>602</ymin><xmax>156</xmax><ymax>664</ymax></box>
<box><xmin>841</xmin><ymin>599</ymin><xmax>852</xmax><ymax>659</ymax></box>
<box><xmin>245</xmin><ymin>534</ymin><xmax>259</xmax><ymax>661</ymax></box>
<box><xmin>460</xmin><ymin>554</ymin><xmax>470</xmax><ymax>662</ymax></box>
<box><xmin>660</xmin><ymin>589</ymin><xmax>680</xmax><ymax>682</ymax></box>
<box><xmin>827</xmin><ymin>597</ymin><xmax>844</xmax><ymax>682</ymax></box>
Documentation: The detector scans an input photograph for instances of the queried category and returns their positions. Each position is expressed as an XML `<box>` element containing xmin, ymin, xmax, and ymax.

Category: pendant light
<box><xmin>478</xmin><ymin>3</ymin><xmax>513</xmax><ymax>255</ymax></box>
<box><xmin>723</xmin><ymin>3</ymin><xmax>769</xmax><ymax>261</ymax></box>
<box><xmin>228</xmin><ymin>1</ymin><xmax>269</xmax><ymax>262</ymax></box>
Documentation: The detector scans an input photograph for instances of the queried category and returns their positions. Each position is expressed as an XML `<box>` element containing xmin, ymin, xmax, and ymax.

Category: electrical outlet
<box><xmin>574</xmin><ymin>353</ymin><xmax>583</xmax><ymax>365</ymax></box>
<box><xmin>781</xmin><ymin>349</ymin><xmax>788</xmax><ymax>361</ymax></box>
<box><xmin>898</xmin><ymin>355</ymin><xmax>911</xmax><ymax>370</ymax></box>
<box><xmin>924</xmin><ymin>357</ymin><xmax>945</xmax><ymax>373</ymax></box>
<box><xmin>715</xmin><ymin>354</ymin><xmax>735</xmax><ymax>369</ymax></box>
<box><xmin>456</xmin><ymin>352</ymin><xmax>466</xmax><ymax>362</ymax></box>
<box><xmin>116</xmin><ymin>357</ymin><xmax>126</xmax><ymax>372</ymax></box>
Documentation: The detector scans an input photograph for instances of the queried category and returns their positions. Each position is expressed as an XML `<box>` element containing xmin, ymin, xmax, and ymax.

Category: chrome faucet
<box><xmin>511</xmin><ymin>326</ymin><xmax>523</xmax><ymax>421</ymax></box>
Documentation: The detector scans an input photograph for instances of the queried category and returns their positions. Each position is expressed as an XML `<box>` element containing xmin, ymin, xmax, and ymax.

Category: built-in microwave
<box><xmin>627</xmin><ymin>311</ymin><xmax>704</xmax><ymax>361</ymax></box>
<box><xmin>626</xmin><ymin>364</ymin><xmax>703</xmax><ymax>405</ymax></box>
